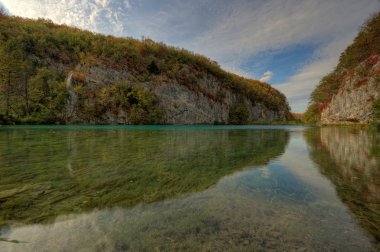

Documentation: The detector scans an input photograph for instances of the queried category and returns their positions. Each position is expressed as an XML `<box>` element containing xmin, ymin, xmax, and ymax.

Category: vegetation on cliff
<box><xmin>305</xmin><ymin>12</ymin><xmax>380</xmax><ymax>123</ymax></box>
<box><xmin>0</xmin><ymin>14</ymin><xmax>289</xmax><ymax>124</ymax></box>
<box><xmin>372</xmin><ymin>98</ymin><xmax>380</xmax><ymax>128</ymax></box>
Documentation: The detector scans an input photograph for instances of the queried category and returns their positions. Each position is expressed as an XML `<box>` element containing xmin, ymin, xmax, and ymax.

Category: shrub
<box><xmin>372</xmin><ymin>98</ymin><xmax>380</xmax><ymax>123</ymax></box>
<box><xmin>228</xmin><ymin>100</ymin><xmax>249</xmax><ymax>124</ymax></box>
<box><xmin>147</xmin><ymin>60</ymin><xmax>160</xmax><ymax>75</ymax></box>
<box><xmin>304</xmin><ymin>104</ymin><xmax>321</xmax><ymax>124</ymax></box>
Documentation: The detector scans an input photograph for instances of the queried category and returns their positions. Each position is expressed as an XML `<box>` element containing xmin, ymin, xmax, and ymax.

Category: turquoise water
<box><xmin>0</xmin><ymin>126</ymin><xmax>379</xmax><ymax>251</ymax></box>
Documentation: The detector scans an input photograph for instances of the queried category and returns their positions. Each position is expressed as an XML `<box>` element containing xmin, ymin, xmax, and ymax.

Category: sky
<box><xmin>1</xmin><ymin>0</ymin><xmax>380</xmax><ymax>112</ymax></box>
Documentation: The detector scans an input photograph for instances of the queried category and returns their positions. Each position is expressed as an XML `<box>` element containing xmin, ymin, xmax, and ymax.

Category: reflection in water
<box><xmin>0</xmin><ymin>126</ymin><xmax>289</xmax><ymax>225</ymax></box>
<box><xmin>0</xmin><ymin>126</ymin><xmax>379</xmax><ymax>251</ymax></box>
<box><xmin>0</xmin><ymin>163</ymin><xmax>376</xmax><ymax>251</ymax></box>
<box><xmin>305</xmin><ymin>127</ymin><xmax>380</xmax><ymax>248</ymax></box>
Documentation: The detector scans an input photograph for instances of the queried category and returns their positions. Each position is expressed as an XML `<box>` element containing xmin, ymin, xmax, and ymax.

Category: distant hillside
<box><xmin>0</xmin><ymin>14</ymin><xmax>290</xmax><ymax>125</ymax></box>
<box><xmin>305</xmin><ymin>12</ymin><xmax>380</xmax><ymax>124</ymax></box>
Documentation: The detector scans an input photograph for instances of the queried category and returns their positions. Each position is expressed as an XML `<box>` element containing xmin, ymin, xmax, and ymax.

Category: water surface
<box><xmin>0</xmin><ymin>126</ymin><xmax>379</xmax><ymax>251</ymax></box>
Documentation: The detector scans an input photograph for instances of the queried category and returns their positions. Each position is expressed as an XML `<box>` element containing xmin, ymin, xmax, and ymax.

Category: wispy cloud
<box><xmin>190</xmin><ymin>0</ymin><xmax>379</xmax><ymax>66</ymax></box>
<box><xmin>275</xmin><ymin>32</ymin><xmax>358</xmax><ymax>112</ymax></box>
<box><xmin>190</xmin><ymin>0</ymin><xmax>380</xmax><ymax>111</ymax></box>
<box><xmin>1</xmin><ymin>0</ymin><xmax>131</xmax><ymax>35</ymax></box>
<box><xmin>259</xmin><ymin>71</ymin><xmax>273</xmax><ymax>83</ymax></box>
<box><xmin>1</xmin><ymin>0</ymin><xmax>380</xmax><ymax>112</ymax></box>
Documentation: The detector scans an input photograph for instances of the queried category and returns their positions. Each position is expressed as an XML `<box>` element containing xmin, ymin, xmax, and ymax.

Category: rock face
<box><xmin>321</xmin><ymin>55</ymin><xmax>380</xmax><ymax>124</ymax></box>
<box><xmin>0</xmin><ymin>15</ymin><xmax>291</xmax><ymax>125</ymax></box>
<box><xmin>68</xmin><ymin>64</ymin><xmax>290</xmax><ymax>124</ymax></box>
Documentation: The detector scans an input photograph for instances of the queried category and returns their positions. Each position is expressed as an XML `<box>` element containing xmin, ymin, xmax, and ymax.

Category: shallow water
<box><xmin>0</xmin><ymin>125</ymin><xmax>379</xmax><ymax>251</ymax></box>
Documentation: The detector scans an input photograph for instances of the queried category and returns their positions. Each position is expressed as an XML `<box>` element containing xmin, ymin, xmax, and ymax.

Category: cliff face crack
<box><xmin>171</xmin><ymin>109</ymin><xmax>188</xmax><ymax>118</ymax></box>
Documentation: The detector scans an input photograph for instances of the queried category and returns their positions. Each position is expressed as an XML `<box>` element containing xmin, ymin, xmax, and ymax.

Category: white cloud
<box><xmin>190</xmin><ymin>0</ymin><xmax>379</xmax><ymax>63</ymax></box>
<box><xmin>1</xmin><ymin>0</ymin><xmax>380</xmax><ymax>112</ymax></box>
<box><xmin>259</xmin><ymin>71</ymin><xmax>273</xmax><ymax>83</ymax></box>
<box><xmin>124</xmin><ymin>0</ymin><xmax>131</xmax><ymax>9</ymax></box>
<box><xmin>275</xmin><ymin>32</ymin><xmax>358</xmax><ymax>112</ymax></box>
<box><xmin>1</xmin><ymin>0</ymin><xmax>131</xmax><ymax>35</ymax></box>
<box><xmin>185</xmin><ymin>0</ymin><xmax>380</xmax><ymax>112</ymax></box>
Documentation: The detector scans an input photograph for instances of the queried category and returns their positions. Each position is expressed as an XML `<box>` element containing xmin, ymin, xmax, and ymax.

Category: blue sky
<box><xmin>1</xmin><ymin>0</ymin><xmax>380</xmax><ymax>112</ymax></box>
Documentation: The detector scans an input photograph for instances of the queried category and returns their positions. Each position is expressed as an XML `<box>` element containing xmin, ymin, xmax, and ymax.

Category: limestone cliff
<box><xmin>0</xmin><ymin>14</ymin><xmax>291</xmax><ymax>125</ymax></box>
<box><xmin>321</xmin><ymin>56</ymin><xmax>380</xmax><ymax>124</ymax></box>
<box><xmin>66</xmin><ymin>63</ymin><xmax>289</xmax><ymax>124</ymax></box>
<box><xmin>305</xmin><ymin>12</ymin><xmax>380</xmax><ymax>124</ymax></box>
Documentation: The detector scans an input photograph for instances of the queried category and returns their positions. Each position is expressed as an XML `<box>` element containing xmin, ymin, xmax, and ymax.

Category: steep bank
<box><xmin>305</xmin><ymin>12</ymin><xmax>380</xmax><ymax>124</ymax></box>
<box><xmin>0</xmin><ymin>14</ymin><xmax>290</xmax><ymax>125</ymax></box>
<box><xmin>321</xmin><ymin>55</ymin><xmax>380</xmax><ymax>123</ymax></box>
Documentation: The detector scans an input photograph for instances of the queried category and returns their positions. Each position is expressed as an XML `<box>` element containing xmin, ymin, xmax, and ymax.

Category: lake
<box><xmin>0</xmin><ymin>125</ymin><xmax>379</xmax><ymax>251</ymax></box>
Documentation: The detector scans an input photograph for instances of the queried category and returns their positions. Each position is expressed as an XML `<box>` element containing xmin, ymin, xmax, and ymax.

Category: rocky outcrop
<box><xmin>68</xmin><ymin>63</ymin><xmax>290</xmax><ymax>124</ymax></box>
<box><xmin>321</xmin><ymin>55</ymin><xmax>380</xmax><ymax>124</ymax></box>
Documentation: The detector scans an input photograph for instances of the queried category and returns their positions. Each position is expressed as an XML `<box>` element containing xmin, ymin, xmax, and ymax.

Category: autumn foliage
<box><xmin>0</xmin><ymin>14</ymin><xmax>289</xmax><ymax>124</ymax></box>
<box><xmin>305</xmin><ymin>12</ymin><xmax>380</xmax><ymax>123</ymax></box>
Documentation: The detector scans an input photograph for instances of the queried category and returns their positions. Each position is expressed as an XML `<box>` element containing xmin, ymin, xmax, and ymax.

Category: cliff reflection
<box><xmin>305</xmin><ymin>127</ymin><xmax>380</xmax><ymax>245</ymax></box>
<box><xmin>0</xmin><ymin>127</ymin><xmax>289</xmax><ymax>225</ymax></box>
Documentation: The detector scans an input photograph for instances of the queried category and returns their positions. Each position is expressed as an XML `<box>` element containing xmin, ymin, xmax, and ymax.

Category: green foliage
<box><xmin>147</xmin><ymin>60</ymin><xmax>160</xmax><ymax>75</ymax></box>
<box><xmin>337</xmin><ymin>12</ymin><xmax>380</xmax><ymax>71</ymax></box>
<box><xmin>127</xmin><ymin>86</ymin><xmax>165</xmax><ymax>124</ymax></box>
<box><xmin>310</xmin><ymin>72</ymin><xmax>340</xmax><ymax>105</ymax></box>
<box><xmin>74</xmin><ymin>81</ymin><xmax>164</xmax><ymax>124</ymax></box>
<box><xmin>372</xmin><ymin>98</ymin><xmax>380</xmax><ymax>124</ymax></box>
<box><xmin>0</xmin><ymin>45</ymin><xmax>23</xmax><ymax>116</ymax></box>
<box><xmin>0</xmin><ymin>237</ymin><xmax>24</xmax><ymax>244</ymax></box>
<box><xmin>228</xmin><ymin>100</ymin><xmax>249</xmax><ymax>124</ymax></box>
<box><xmin>27</xmin><ymin>68</ymin><xmax>68</xmax><ymax>123</ymax></box>
<box><xmin>303</xmin><ymin>104</ymin><xmax>320</xmax><ymax>124</ymax></box>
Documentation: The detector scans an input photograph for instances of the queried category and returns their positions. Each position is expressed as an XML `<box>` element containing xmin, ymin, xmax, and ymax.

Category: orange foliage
<box><xmin>73</xmin><ymin>71</ymin><xmax>87</xmax><ymax>82</ymax></box>
<box><xmin>355</xmin><ymin>78</ymin><xmax>369</xmax><ymax>88</ymax></box>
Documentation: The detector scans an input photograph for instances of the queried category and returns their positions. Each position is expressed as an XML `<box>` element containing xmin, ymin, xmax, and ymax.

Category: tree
<box><xmin>147</xmin><ymin>60</ymin><xmax>160</xmax><ymax>75</ymax></box>
<box><xmin>0</xmin><ymin>45</ymin><xmax>23</xmax><ymax>117</ymax></box>
<box><xmin>372</xmin><ymin>98</ymin><xmax>380</xmax><ymax>124</ymax></box>
<box><xmin>304</xmin><ymin>103</ymin><xmax>321</xmax><ymax>124</ymax></box>
<box><xmin>21</xmin><ymin>59</ymin><xmax>34</xmax><ymax>116</ymax></box>
<box><xmin>29</xmin><ymin>67</ymin><xmax>68</xmax><ymax>122</ymax></box>
<box><xmin>228</xmin><ymin>99</ymin><xmax>249</xmax><ymax>124</ymax></box>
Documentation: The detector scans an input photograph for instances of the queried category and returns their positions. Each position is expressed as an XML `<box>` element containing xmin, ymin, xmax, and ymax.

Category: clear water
<box><xmin>0</xmin><ymin>126</ymin><xmax>379</xmax><ymax>251</ymax></box>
